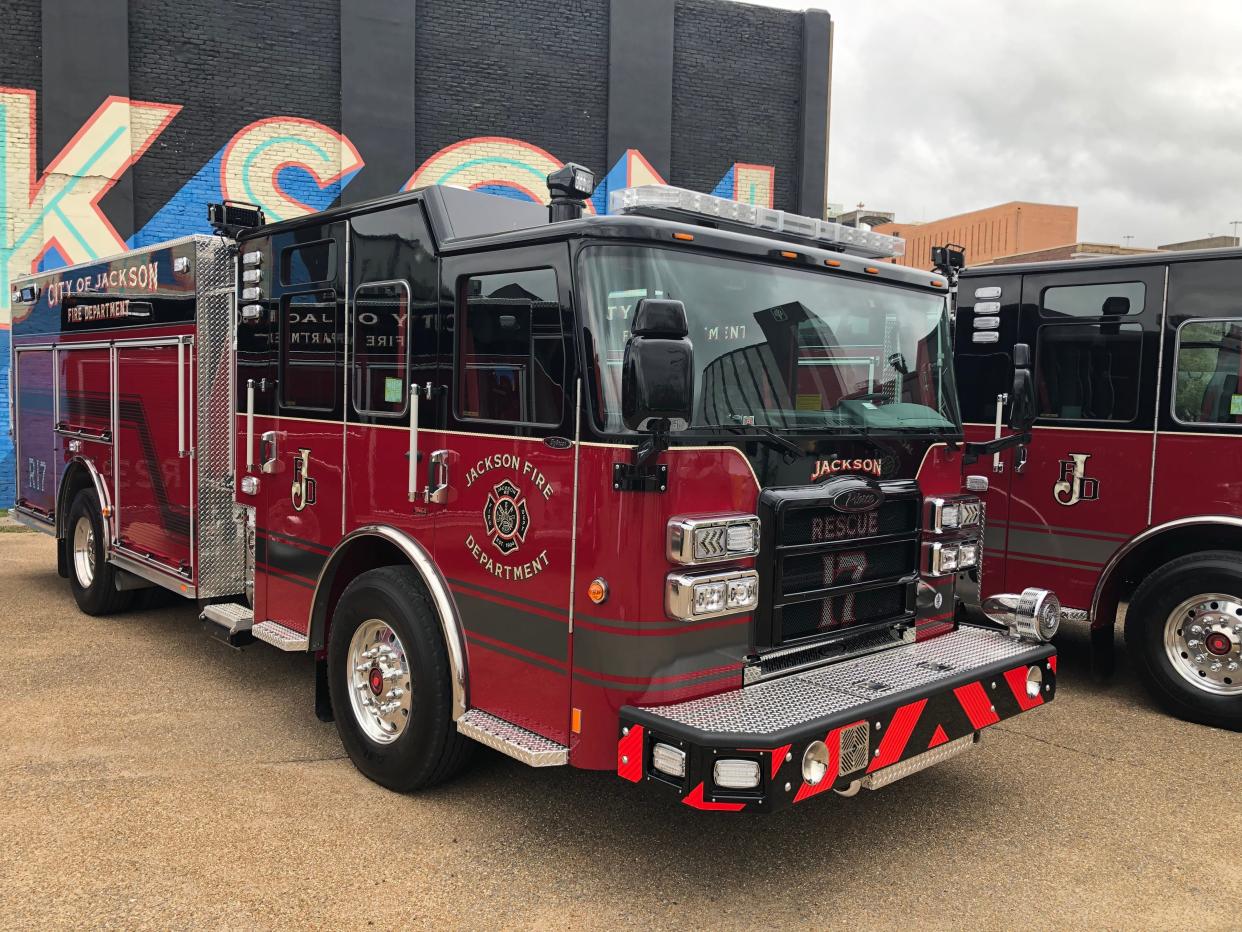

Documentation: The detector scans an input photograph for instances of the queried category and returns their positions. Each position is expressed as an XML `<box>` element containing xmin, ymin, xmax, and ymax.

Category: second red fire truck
<box><xmin>10</xmin><ymin>167</ymin><xmax>1062</xmax><ymax>811</ymax></box>
<box><xmin>955</xmin><ymin>249</ymin><xmax>1242</xmax><ymax>731</ymax></box>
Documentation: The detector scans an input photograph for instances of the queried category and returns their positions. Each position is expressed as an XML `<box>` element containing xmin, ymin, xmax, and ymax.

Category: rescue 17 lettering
<box><xmin>464</xmin><ymin>453</ymin><xmax>554</xmax><ymax>581</ymax></box>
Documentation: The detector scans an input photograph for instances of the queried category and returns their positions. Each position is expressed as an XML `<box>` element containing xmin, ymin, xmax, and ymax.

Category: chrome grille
<box><xmin>758</xmin><ymin>479</ymin><xmax>921</xmax><ymax>648</ymax></box>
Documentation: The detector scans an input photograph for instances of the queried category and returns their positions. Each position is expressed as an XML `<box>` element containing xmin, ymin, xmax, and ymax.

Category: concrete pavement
<box><xmin>0</xmin><ymin>531</ymin><xmax>1237</xmax><ymax>930</ymax></box>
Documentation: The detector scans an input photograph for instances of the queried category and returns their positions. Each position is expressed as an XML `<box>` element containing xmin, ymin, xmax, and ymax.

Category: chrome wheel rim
<box><xmin>346</xmin><ymin>619</ymin><xmax>413</xmax><ymax>744</ymax></box>
<box><xmin>72</xmin><ymin>516</ymin><xmax>97</xmax><ymax>588</ymax></box>
<box><xmin>1163</xmin><ymin>593</ymin><xmax>1242</xmax><ymax>696</ymax></box>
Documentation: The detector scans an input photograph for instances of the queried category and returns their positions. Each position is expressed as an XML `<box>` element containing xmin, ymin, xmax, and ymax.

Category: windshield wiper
<box><xmin>725</xmin><ymin>420</ymin><xmax>803</xmax><ymax>463</ymax></box>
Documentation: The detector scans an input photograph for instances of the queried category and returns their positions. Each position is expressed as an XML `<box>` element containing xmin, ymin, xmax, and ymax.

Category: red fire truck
<box><xmin>10</xmin><ymin>167</ymin><xmax>1063</xmax><ymax>811</ymax></box>
<box><xmin>954</xmin><ymin>249</ymin><xmax>1242</xmax><ymax>731</ymax></box>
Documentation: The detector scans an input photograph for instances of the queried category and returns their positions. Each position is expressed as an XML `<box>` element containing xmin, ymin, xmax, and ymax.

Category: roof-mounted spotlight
<box><xmin>546</xmin><ymin>163</ymin><xmax>594</xmax><ymax>223</ymax></box>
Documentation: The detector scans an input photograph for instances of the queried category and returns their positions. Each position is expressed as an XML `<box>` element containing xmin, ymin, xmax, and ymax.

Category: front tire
<box><xmin>327</xmin><ymin>566</ymin><xmax>473</xmax><ymax>791</ymax></box>
<box><xmin>65</xmin><ymin>488</ymin><xmax>134</xmax><ymax>616</ymax></box>
<box><xmin>1125</xmin><ymin>551</ymin><xmax>1242</xmax><ymax>730</ymax></box>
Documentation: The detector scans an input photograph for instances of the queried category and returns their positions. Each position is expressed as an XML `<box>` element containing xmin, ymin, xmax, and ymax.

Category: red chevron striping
<box><xmin>683</xmin><ymin>782</ymin><xmax>746</xmax><ymax>811</ymax></box>
<box><xmin>617</xmin><ymin>724</ymin><xmax>644</xmax><ymax>783</ymax></box>
<box><xmin>954</xmin><ymin>681</ymin><xmax>1000</xmax><ymax>729</ymax></box>
<box><xmin>771</xmin><ymin>744</ymin><xmax>792</xmax><ymax>779</ymax></box>
<box><xmin>1004</xmin><ymin>665</ymin><xmax>1044</xmax><ymax>711</ymax></box>
<box><xmin>867</xmin><ymin>699</ymin><xmax>927</xmax><ymax>773</ymax></box>
<box><xmin>1049</xmin><ymin>655</ymin><xmax>1058</xmax><ymax>674</ymax></box>
<box><xmin>928</xmin><ymin>724</ymin><xmax>949</xmax><ymax>748</ymax></box>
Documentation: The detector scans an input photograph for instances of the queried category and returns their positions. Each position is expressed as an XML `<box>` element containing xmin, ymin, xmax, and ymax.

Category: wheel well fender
<box><xmin>1091</xmin><ymin>516</ymin><xmax>1242</xmax><ymax>639</ymax></box>
<box><xmin>308</xmin><ymin>526</ymin><xmax>468</xmax><ymax>719</ymax></box>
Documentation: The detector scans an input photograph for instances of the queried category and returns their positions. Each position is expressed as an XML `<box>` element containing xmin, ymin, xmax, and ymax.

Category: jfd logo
<box><xmin>1053</xmin><ymin>453</ymin><xmax>1100</xmax><ymax>506</ymax></box>
<box><xmin>291</xmin><ymin>449</ymin><xmax>317</xmax><ymax>512</ymax></box>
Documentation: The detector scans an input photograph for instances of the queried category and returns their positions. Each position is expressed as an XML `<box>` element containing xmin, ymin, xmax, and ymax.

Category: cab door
<box><xmin>252</xmin><ymin>222</ymin><xmax>348</xmax><ymax>635</ymax></box>
<box><xmin>1002</xmin><ymin>264</ymin><xmax>1166</xmax><ymax>610</ymax></box>
<box><xmin>430</xmin><ymin>246</ymin><xmax>578</xmax><ymax>743</ymax></box>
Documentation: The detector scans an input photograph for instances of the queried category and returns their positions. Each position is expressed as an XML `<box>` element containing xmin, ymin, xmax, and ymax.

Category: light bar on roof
<box><xmin>608</xmin><ymin>184</ymin><xmax>906</xmax><ymax>259</ymax></box>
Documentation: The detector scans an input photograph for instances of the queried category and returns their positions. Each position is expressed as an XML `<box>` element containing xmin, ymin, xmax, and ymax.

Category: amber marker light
<box><xmin>931</xmin><ymin>279</ymin><xmax>945</xmax><ymax>287</ymax></box>
<box><xmin>672</xmin><ymin>232</ymin><xmax>694</xmax><ymax>241</ymax></box>
<box><xmin>825</xmin><ymin>259</ymin><xmax>842</xmax><ymax>268</ymax></box>
<box><xmin>588</xmin><ymin>578</ymin><xmax>609</xmax><ymax>604</ymax></box>
<box><xmin>780</xmin><ymin>250</ymin><xmax>799</xmax><ymax>260</ymax></box>
<box><xmin>865</xmin><ymin>266</ymin><xmax>880</xmax><ymax>274</ymax></box>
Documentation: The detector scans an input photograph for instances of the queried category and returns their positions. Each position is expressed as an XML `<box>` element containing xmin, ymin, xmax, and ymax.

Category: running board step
<box><xmin>251</xmin><ymin>620</ymin><xmax>309</xmax><ymax>651</ymax></box>
<box><xmin>200</xmin><ymin>602</ymin><xmax>253</xmax><ymax>635</ymax></box>
<box><xmin>457</xmin><ymin>709</ymin><xmax>568</xmax><ymax>767</ymax></box>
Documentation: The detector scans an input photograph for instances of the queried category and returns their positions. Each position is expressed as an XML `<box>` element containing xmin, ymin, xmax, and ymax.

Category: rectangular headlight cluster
<box><xmin>926</xmin><ymin>497</ymin><xmax>983</xmax><ymax>533</ymax></box>
<box><xmin>667</xmin><ymin>569</ymin><xmax>759</xmax><ymax>621</ymax></box>
<box><xmin>925</xmin><ymin>540</ymin><xmax>980</xmax><ymax>576</ymax></box>
<box><xmin>668</xmin><ymin>516</ymin><xmax>760</xmax><ymax>565</ymax></box>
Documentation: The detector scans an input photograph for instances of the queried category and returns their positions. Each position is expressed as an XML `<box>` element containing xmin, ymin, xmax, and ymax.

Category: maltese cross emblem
<box><xmin>484</xmin><ymin>479</ymin><xmax>530</xmax><ymax>555</ymax></box>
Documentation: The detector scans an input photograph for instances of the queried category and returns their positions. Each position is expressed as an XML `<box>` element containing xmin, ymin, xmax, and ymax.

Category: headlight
<box><xmin>713</xmin><ymin>759</ymin><xmax>761</xmax><ymax>790</ymax></box>
<box><xmin>668</xmin><ymin>515</ymin><xmax>760</xmax><ymax>565</ymax></box>
<box><xmin>926</xmin><ymin>497</ymin><xmax>982</xmax><ymax>533</ymax></box>
<box><xmin>925</xmin><ymin>540</ymin><xmax>979</xmax><ymax>576</ymax></box>
<box><xmin>667</xmin><ymin>569</ymin><xmax>760</xmax><ymax>620</ymax></box>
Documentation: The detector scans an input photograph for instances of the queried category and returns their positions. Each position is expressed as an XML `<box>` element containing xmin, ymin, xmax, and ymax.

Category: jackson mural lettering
<box><xmin>0</xmin><ymin>84</ymin><xmax>778</xmax><ymax>506</ymax></box>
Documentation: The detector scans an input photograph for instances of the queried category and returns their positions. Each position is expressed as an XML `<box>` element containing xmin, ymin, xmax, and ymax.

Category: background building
<box><xmin>0</xmin><ymin>0</ymin><xmax>835</xmax><ymax>507</ymax></box>
<box><xmin>874</xmin><ymin>202</ymin><xmax>1078</xmax><ymax>270</ymax></box>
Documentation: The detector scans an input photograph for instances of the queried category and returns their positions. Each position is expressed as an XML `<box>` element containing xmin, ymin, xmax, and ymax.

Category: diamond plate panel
<box><xmin>639</xmin><ymin>626</ymin><xmax>1037</xmax><ymax>737</ymax></box>
<box><xmin>194</xmin><ymin>236</ymin><xmax>247</xmax><ymax>598</ymax></box>
<box><xmin>457</xmin><ymin>709</ymin><xmax>568</xmax><ymax>766</ymax></box>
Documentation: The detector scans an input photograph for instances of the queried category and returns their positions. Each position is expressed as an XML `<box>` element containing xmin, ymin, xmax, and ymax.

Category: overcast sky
<box><xmin>747</xmin><ymin>0</ymin><xmax>1242</xmax><ymax>246</ymax></box>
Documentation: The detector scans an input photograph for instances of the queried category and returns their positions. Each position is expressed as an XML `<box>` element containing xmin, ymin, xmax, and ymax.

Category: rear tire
<box><xmin>65</xmin><ymin>488</ymin><xmax>134</xmax><ymax>616</ymax></box>
<box><xmin>327</xmin><ymin>566</ymin><xmax>473</xmax><ymax>791</ymax></box>
<box><xmin>1125</xmin><ymin>551</ymin><xmax>1242</xmax><ymax>730</ymax></box>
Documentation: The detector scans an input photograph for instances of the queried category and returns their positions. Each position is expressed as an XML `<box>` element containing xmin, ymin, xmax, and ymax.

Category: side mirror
<box><xmin>622</xmin><ymin>299</ymin><xmax>694</xmax><ymax>432</ymax></box>
<box><xmin>1009</xmin><ymin>342</ymin><xmax>1036</xmax><ymax>431</ymax></box>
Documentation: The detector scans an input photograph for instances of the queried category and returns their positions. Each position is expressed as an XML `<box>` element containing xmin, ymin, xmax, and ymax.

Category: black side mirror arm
<box><xmin>632</xmin><ymin>419</ymin><xmax>671</xmax><ymax>468</ymax></box>
<box><xmin>962</xmin><ymin>431</ymin><xmax>1031</xmax><ymax>465</ymax></box>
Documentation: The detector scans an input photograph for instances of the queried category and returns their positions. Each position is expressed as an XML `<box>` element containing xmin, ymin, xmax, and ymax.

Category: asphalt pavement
<box><xmin>1</xmin><ymin>530</ymin><xmax>1237</xmax><ymax>930</ymax></box>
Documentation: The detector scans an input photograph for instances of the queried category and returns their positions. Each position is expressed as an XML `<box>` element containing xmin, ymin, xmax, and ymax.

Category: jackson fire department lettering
<box><xmin>1053</xmin><ymin>453</ymin><xmax>1099</xmax><ymax>506</ymax></box>
<box><xmin>291</xmin><ymin>448</ymin><xmax>317</xmax><ymax>511</ymax></box>
<box><xmin>463</xmin><ymin>453</ymin><xmax>556</xmax><ymax>580</ymax></box>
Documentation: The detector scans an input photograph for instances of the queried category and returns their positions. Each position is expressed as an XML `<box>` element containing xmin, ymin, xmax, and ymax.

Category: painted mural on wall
<box><xmin>0</xmin><ymin>85</ymin><xmax>778</xmax><ymax>504</ymax></box>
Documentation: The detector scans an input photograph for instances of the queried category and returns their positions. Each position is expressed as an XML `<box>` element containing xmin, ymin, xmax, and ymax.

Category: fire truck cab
<box><xmin>11</xmin><ymin>169</ymin><xmax>1063</xmax><ymax>811</ymax></box>
<box><xmin>955</xmin><ymin>248</ymin><xmax>1242</xmax><ymax>731</ymax></box>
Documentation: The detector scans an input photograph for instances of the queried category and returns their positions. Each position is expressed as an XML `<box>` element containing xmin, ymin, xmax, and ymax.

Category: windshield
<box><xmin>579</xmin><ymin>245</ymin><xmax>962</xmax><ymax>435</ymax></box>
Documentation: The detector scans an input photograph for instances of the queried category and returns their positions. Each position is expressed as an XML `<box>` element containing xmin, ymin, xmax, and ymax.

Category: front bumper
<box><xmin>617</xmin><ymin>625</ymin><xmax>1055</xmax><ymax>813</ymax></box>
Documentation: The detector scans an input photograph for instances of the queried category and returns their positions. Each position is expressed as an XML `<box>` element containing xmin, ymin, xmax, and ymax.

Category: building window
<box><xmin>457</xmin><ymin>269</ymin><xmax>564</xmax><ymax>425</ymax></box>
<box><xmin>281</xmin><ymin>240</ymin><xmax>336</xmax><ymax>286</ymax></box>
<box><xmin>1035</xmin><ymin>322</ymin><xmax>1142</xmax><ymax>422</ymax></box>
<box><xmin>352</xmin><ymin>282</ymin><xmax>411</xmax><ymax>417</ymax></box>
<box><xmin>1173</xmin><ymin>318</ymin><xmax>1242</xmax><ymax>425</ymax></box>
<box><xmin>1041</xmin><ymin>281</ymin><xmax>1145</xmax><ymax>319</ymax></box>
<box><xmin>281</xmin><ymin>291</ymin><xmax>338</xmax><ymax>411</ymax></box>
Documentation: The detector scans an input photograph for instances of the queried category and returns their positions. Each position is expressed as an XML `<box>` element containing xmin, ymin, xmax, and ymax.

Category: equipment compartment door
<box><xmin>13</xmin><ymin>347</ymin><xmax>56</xmax><ymax>517</ymax></box>
<box><xmin>1003</xmin><ymin>265</ymin><xmax>1166</xmax><ymax>610</ymax></box>
<box><xmin>430</xmin><ymin>248</ymin><xmax>578</xmax><ymax>745</ymax></box>
<box><xmin>114</xmin><ymin>340</ymin><xmax>194</xmax><ymax>576</ymax></box>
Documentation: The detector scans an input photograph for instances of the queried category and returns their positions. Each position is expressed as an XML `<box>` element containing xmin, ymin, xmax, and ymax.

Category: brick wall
<box><xmin>877</xmin><ymin>202</ymin><xmax>1080</xmax><ymax>270</ymax></box>
<box><xmin>0</xmin><ymin>0</ymin><xmax>814</xmax><ymax>507</ymax></box>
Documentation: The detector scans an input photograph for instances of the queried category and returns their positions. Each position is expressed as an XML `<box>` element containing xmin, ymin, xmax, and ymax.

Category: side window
<box><xmin>1041</xmin><ymin>281</ymin><xmax>1144</xmax><ymax>319</ymax></box>
<box><xmin>457</xmin><ymin>269</ymin><xmax>564</xmax><ymax>425</ymax></box>
<box><xmin>281</xmin><ymin>290</ymin><xmax>339</xmax><ymax>411</ymax></box>
<box><xmin>352</xmin><ymin>282</ymin><xmax>411</xmax><ymax>417</ymax></box>
<box><xmin>281</xmin><ymin>240</ymin><xmax>336</xmax><ymax>287</ymax></box>
<box><xmin>1035</xmin><ymin>322</ymin><xmax>1142</xmax><ymax>421</ymax></box>
<box><xmin>1174</xmin><ymin>319</ymin><xmax>1242</xmax><ymax>425</ymax></box>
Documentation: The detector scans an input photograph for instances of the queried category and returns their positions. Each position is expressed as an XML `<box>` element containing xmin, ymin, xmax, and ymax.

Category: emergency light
<box><xmin>608</xmin><ymin>184</ymin><xmax>906</xmax><ymax>260</ymax></box>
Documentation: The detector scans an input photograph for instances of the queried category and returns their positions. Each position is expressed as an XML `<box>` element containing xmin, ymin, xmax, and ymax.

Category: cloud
<box><xmin>816</xmin><ymin>0</ymin><xmax>1242</xmax><ymax>245</ymax></box>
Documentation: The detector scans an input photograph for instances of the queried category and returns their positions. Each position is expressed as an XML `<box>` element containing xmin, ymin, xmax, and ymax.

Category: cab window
<box><xmin>280</xmin><ymin>290</ymin><xmax>339</xmax><ymax>411</ymax></box>
<box><xmin>457</xmin><ymin>269</ymin><xmax>564</xmax><ymax>425</ymax></box>
<box><xmin>1041</xmin><ymin>281</ymin><xmax>1145</xmax><ymax>318</ymax></box>
<box><xmin>1035</xmin><ymin>322</ymin><xmax>1142</xmax><ymax>422</ymax></box>
<box><xmin>1173</xmin><ymin>318</ymin><xmax>1242</xmax><ymax>425</ymax></box>
<box><xmin>352</xmin><ymin>282</ymin><xmax>411</xmax><ymax>417</ymax></box>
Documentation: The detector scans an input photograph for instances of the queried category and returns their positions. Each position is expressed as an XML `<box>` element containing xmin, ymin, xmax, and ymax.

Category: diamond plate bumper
<box><xmin>616</xmin><ymin>625</ymin><xmax>1056</xmax><ymax>813</ymax></box>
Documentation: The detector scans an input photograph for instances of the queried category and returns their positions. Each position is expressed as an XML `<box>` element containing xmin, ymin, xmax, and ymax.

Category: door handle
<box><xmin>1014</xmin><ymin>443</ymin><xmax>1028</xmax><ymax>474</ymax></box>
<box><xmin>260</xmin><ymin>430</ymin><xmax>279</xmax><ymax>474</ymax></box>
<box><xmin>426</xmin><ymin>449</ymin><xmax>451</xmax><ymax>504</ymax></box>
